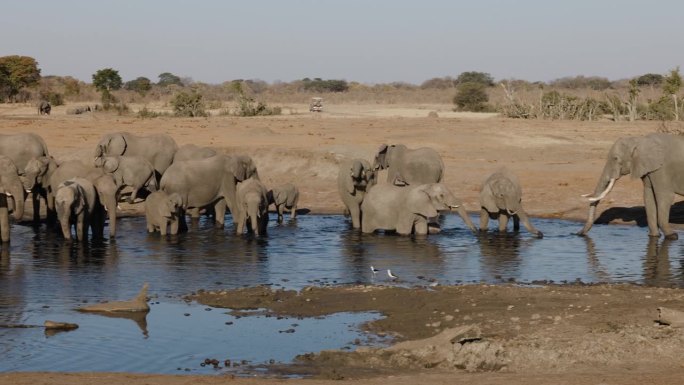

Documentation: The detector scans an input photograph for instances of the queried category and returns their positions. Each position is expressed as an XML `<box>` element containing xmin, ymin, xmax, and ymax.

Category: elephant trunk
<box><xmin>454</xmin><ymin>205</ymin><xmax>477</xmax><ymax>232</ymax></box>
<box><xmin>7</xmin><ymin>183</ymin><xmax>25</xmax><ymax>222</ymax></box>
<box><xmin>248</xmin><ymin>203</ymin><xmax>260</xmax><ymax>236</ymax></box>
<box><xmin>57</xmin><ymin>203</ymin><xmax>72</xmax><ymax>240</ymax></box>
<box><xmin>578</xmin><ymin>170</ymin><xmax>617</xmax><ymax>235</ymax></box>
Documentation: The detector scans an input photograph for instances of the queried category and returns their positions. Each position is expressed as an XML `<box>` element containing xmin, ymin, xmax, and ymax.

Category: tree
<box><xmin>170</xmin><ymin>91</ymin><xmax>207</xmax><ymax>117</ymax></box>
<box><xmin>158</xmin><ymin>72</ymin><xmax>183</xmax><ymax>87</ymax></box>
<box><xmin>124</xmin><ymin>76</ymin><xmax>152</xmax><ymax>95</ymax></box>
<box><xmin>663</xmin><ymin>67</ymin><xmax>682</xmax><ymax>121</ymax></box>
<box><xmin>636</xmin><ymin>73</ymin><xmax>663</xmax><ymax>87</ymax></box>
<box><xmin>92</xmin><ymin>68</ymin><xmax>122</xmax><ymax>105</ymax></box>
<box><xmin>0</xmin><ymin>55</ymin><xmax>41</xmax><ymax>101</ymax></box>
<box><xmin>455</xmin><ymin>71</ymin><xmax>494</xmax><ymax>87</ymax></box>
<box><xmin>453</xmin><ymin>82</ymin><xmax>489</xmax><ymax>112</ymax></box>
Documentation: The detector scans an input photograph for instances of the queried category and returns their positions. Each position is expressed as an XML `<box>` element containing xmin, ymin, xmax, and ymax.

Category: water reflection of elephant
<box><xmin>339</xmin><ymin>229</ymin><xmax>445</xmax><ymax>283</ymax></box>
<box><xmin>643</xmin><ymin>238</ymin><xmax>675</xmax><ymax>287</ymax></box>
<box><xmin>477</xmin><ymin>232</ymin><xmax>523</xmax><ymax>279</ymax></box>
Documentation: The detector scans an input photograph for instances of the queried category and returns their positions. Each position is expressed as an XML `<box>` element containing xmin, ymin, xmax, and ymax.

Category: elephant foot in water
<box><xmin>428</xmin><ymin>223</ymin><xmax>441</xmax><ymax>235</ymax></box>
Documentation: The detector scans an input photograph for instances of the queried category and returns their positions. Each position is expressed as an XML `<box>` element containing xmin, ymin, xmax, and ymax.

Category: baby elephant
<box><xmin>55</xmin><ymin>177</ymin><xmax>103</xmax><ymax>241</ymax></box>
<box><xmin>267</xmin><ymin>183</ymin><xmax>299</xmax><ymax>223</ymax></box>
<box><xmin>235</xmin><ymin>179</ymin><xmax>269</xmax><ymax>236</ymax></box>
<box><xmin>95</xmin><ymin>155</ymin><xmax>157</xmax><ymax>203</ymax></box>
<box><xmin>145</xmin><ymin>191</ymin><xmax>183</xmax><ymax>236</ymax></box>
<box><xmin>479</xmin><ymin>168</ymin><xmax>543</xmax><ymax>238</ymax></box>
<box><xmin>337</xmin><ymin>159</ymin><xmax>377</xmax><ymax>229</ymax></box>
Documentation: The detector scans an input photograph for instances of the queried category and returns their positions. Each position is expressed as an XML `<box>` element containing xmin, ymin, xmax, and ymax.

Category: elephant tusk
<box><xmin>507</xmin><ymin>209</ymin><xmax>518</xmax><ymax>216</ymax></box>
<box><xmin>449</xmin><ymin>204</ymin><xmax>460</xmax><ymax>209</ymax></box>
<box><xmin>587</xmin><ymin>178</ymin><xmax>616</xmax><ymax>202</ymax></box>
<box><xmin>580</xmin><ymin>193</ymin><xmax>592</xmax><ymax>198</ymax></box>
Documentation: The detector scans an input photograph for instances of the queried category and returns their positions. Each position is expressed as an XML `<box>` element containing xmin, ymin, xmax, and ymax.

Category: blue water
<box><xmin>1</xmin><ymin>213</ymin><xmax>683</xmax><ymax>374</ymax></box>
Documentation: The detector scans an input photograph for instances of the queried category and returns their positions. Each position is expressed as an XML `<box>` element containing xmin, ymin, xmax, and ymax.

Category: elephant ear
<box><xmin>168</xmin><ymin>192</ymin><xmax>183</xmax><ymax>208</ymax></box>
<box><xmin>480</xmin><ymin>182</ymin><xmax>499</xmax><ymax>213</ymax></box>
<box><xmin>231</xmin><ymin>157</ymin><xmax>249</xmax><ymax>181</ymax></box>
<box><xmin>345</xmin><ymin>168</ymin><xmax>356</xmax><ymax>194</ymax></box>
<box><xmin>108</xmin><ymin>135</ymin><xmax>127</xmax><ymax>156</ymax></box>
<box><xmin>408</xmin><ymin>187</ymin><xmax>439</xmax><ymax>218</ymax></box>
<box><xmin>631</xmin><ymin>135</ymin><xmax>665</xmax><ymax>179</ymax></box>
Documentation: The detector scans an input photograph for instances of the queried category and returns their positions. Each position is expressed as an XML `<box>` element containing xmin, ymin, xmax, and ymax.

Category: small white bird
<box><xmin>370</xmin><ymin>265</ymin><xmax>379</xmax><ymax>275</ymax></box>
<box><xmin>387</xmin><ymin>269</ymin><xmax>398</xmax><ymax>280</ymax></box>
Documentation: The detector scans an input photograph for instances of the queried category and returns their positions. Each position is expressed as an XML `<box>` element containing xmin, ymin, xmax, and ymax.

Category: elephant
<box><xmin>94</xmin><ymin>132</ymin><xmax>178</xmax><ymax>181</ymax></box>
<box><xmin>23</xmin><ymin>156</ymin><xmax>58</xmax><ymax>223</ymax></box>
<box><xmin>235</xmin><ymin>179</ymin><xmax>269</xmax><ymax>236</ymax></box>
<box><xmin>337</xmin><ymin>159</ymin><xmax>377</xmax><ymax>229</ymax></box>
<box><xmin>172</xmin><ymin>144</ymin><xmax>217</xmax><ymax>163</ymax></box>
<box><xmin>479</xmin><ymin>168</ymin><xmax>543</xmax><ymax>238</ymax></box>
<box><xmin>94</xmin><ymin>155</ymin><xmax>157</xmax><ymax>203</ymax></box>
<box><xmin>373</xmin><ymin>144</ymin><xmax>444</xmax><ymax>185</ymax></box>
<box><xmin>361</xmin><ymin>183</ymin><xmax>476</xmax><ymax>235</ymax></box>
<box><xmin>578</xmin><ymin>133</ymin><xmax>684</xmax><ymax>239</ymax></box>
<box><xmin>0</xmin><ymin>133</ymin><xmax>50</xmax><ymax>223</ymax></box>
<box><xmin>160</xmin><ymin>154</ymin><xmax>259</xmax><ymax>230</ymax></box>
<box><xmin>0</xmin><ymin>156</ymin><xmax>28</xmax><ymax>242</ymax></box>
<box><xmin>47</xmin><ymin>160</ymin><xmax>119</xmax><ymax>238</ymax></box>
<box><xmin>145</xmin><ymin>191</ymin><xmax>183</xmax><ymax>236</ymax></box>
<box><xmin>38</xmin><ymin>101</ymin><xmax>51</xmax><ymax>115</ymax></box>
<box><xmin>66</xmin><ymin>105</ymin><xmax>91</xmax><ymax>115</ymax></box>
<box><xmin>267</xmin><ymin>183</ymin><xmax>299</xmax><ymax>223</ymax></box>
<box><xmin>54</xmin><ymin>177</ymin><xmax>104</xmax><ymax>242</ymax></box>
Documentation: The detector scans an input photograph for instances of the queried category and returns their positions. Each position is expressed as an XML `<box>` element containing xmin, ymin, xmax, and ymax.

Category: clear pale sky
<box><xmin>2</xmin><ymin>0</ymin><xmax>682</xmax><ymax>84</ymax></box>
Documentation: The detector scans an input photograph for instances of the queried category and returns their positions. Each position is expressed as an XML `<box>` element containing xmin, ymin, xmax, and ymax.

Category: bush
<box><xmin>39</xmin><ymin>91</ymin><xmax>64</xmax><ymax>106</ymax></box>
<box><xmin>301</xmin><ymin>78</ymin><xmax>349</xmax><ymax>93</ymax></box>
<box><xmin>235</xmin><ymin>95</ymin><xmax>281</xmax><ymax>116</ymax></box>
<box><xmin>455</xmin><ymin>72</ymin><xmax>494</xmax><ymax>87</ymax></box>
<box><xmin>137</xmin><ymin>107</ymin><xmax>169</xmax><ymax>119</ymax></box>
<box><xmin>170</xmin><ymin>91</ymin><xmax>207</xmax><ymax>117</ymax></box>
<box><xmin>453</xmin><ymin>82</ymin><xmax>489</xmax><ymax>112</ymax></box>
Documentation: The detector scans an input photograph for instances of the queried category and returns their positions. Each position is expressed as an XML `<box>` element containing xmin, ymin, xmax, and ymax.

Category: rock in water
<box><xmin>78</xmin><ymin>283</ymin><xmax>150</xmax><ymax>313</ymax></box>
<box><xmin>44</xmin><ymin>320</ymin><xmax>79</xmax><ymax>330</ymax></box>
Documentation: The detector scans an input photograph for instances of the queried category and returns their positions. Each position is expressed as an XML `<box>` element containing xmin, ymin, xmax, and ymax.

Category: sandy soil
<box><xmin>2</xmin><ymin>102</ymin><xmax>684</xmax><ymax>384</ymax></box>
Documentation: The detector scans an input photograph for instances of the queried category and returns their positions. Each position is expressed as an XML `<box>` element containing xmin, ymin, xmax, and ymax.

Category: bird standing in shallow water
<box><xmin>387</xmin><ymin>270</ymin><xmax>398</xmax><ymax>280</ymax></box>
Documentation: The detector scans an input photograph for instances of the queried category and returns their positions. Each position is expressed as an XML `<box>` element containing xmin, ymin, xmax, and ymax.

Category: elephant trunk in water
<box><xmin>578</xmin><ymin>168</ymin><xmax>618</xmax><ymax>235</ymax></box>
<box><xmin>452</xmin><ymin>204</ymin><xmax>477</xmax><ymax>232</ymax></box>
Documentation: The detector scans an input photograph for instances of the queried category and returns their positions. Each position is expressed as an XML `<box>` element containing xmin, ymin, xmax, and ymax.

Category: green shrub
<box><xmin>453</xmin><ymin>82</ymin><xmax>489</xmax><ymax>112</ymax></box>
<box><xmin>39</xmin><ymin>91</ymin><xmax>64</xmax><ymax>106</ymax></box>
<box><xmin>235</xmin><ymin>96</ymin><xmax>281</xmax><ymax>116</ymax></box>
<box><xmin>170</xmin><ymin>91</ymin><xmax>207</xmax><ymax>117</ymax></box>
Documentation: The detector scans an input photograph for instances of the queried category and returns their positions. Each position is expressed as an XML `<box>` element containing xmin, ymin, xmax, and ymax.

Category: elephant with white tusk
<box><xmin>578</xmin><ymin>133</ymin><xmax>684</xmax><ymax>239</ymax></box>
<box><xmin>479</xmin><ymin>168</ymin><xmax>543</xmax><ymax>238</ymax></box>
<box><xmin>361</xmin><ymin>183</ymin><xmax>476</xmax><ymax>235</ymax></box>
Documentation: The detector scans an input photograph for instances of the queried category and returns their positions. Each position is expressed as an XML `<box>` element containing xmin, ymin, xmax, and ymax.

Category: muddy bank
<box><xmin>187</xmin><ymin>284</ymin><xmax>684</xmax><ymax>378</ymax></box>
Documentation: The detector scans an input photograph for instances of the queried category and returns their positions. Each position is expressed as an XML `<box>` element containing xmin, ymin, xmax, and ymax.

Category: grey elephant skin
<box><xmin>579</xmin><ymin>133</ymin><xmax>684</xmax><ymax>239</ymax></box>
<box><xmin>55</xmin><ymin>177</ymin><xmax>104</xmax><ymax>241</ymax></box>
<box><xmin>172</xmin><ymin>144</ymin><xmax>217</xmax><ymax>163</ymax></box>
<box><xmin>145</xmin><ymin>191</ymin><xmax>182</xmax><ymax>236</ymax></box>
<box><xmin>0</xmin><ymin>133</ymin><xmax>50</xmax><ymax>223</ymax></box>
<box><xmin>48</xmin><ymin>160</ymin><xmax>118</xmax><ymax>238</ymax></box>
<box><xmin>94</xmin><ymin>132</ymin><xmax>178</xmax><ymax>180</ymax></box>
<box><xmin>0</xmin><ymin>156</ymin><xmax>28</xmax><ymax>242</ymax></box>
<box><xmin>337</xmin><ymin>159</ymin><xmax>377</xmax><ymax>229</ymax></box>
<box><xmin>160</xmin><ymin>154</ymin><xmax>259</xmax><ymax>229</ymax></box>
<box><xmin>268</xmin><ymin>183</ymin><xmax>299</xmax><ymax>223</ymax></box>
<box><xmin>361</xmin><ymin>183</ymin><xmax>476</xmax><ymax>235</ymax></box>
<box><xmin>373</xmin><ymin>144</ymin><xmax>444</xmax><ymax>185</ymax></box>
<box><xmin>95</xmin><ymin>155</ymin><xmax>157</xmax><ymax>203</ymax></box>
<box><xmin>66</xmin><ymin>105</ymin><xmax>91</xmax><ymax>115</ymax></box>
<box><xmin>479</xmin><ymin>168</ymin><xmax>543</xmax><ymax>238</ymax></box>
<box><xmin>38</xmin><ymin>101</ymin><xmax>51</xmax><ymax>115</ymax></box>
<box><xmin>235</xmin><ymin>179</ymin><xmax>269</xmax><ymax>236</ymax></box>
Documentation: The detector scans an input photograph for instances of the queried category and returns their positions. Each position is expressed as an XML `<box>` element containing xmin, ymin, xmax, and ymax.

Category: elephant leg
<box><xmin>291</xmin><ymin>204</ymin><xmax>297</xmax><ymax>220</ymax></box>
<box><xmin>146</xmin><ymin>220</ymin><xmax>155</xmax><ymax>233</ymax></box>
<box><xmin>517</xmin><ymin>210</ymin><xmax>543</xmax><ymax>238</ymax></box>
<box><xmin>160</xmin><ymin>220</ymin><xmax>167</xmax><ymax>236</ymax></box>
<box><xmin>414</xmin><ymin>218</ymin><xmax>428</xmax><ymax>236</ymax></box>
<box><xmin>32</xmin><ymin>192</ymin><xmax>41</xmax><ymax>224</ymax></box>
<box><xmin>498</xmin><ymin>213</ymin><xmax>509</xmax><ymax>232</ymax></box>
<box><xmin>76</xmin><ymin>213</ymin><xmax>85</xmax><ymax>241</ymax></box>
<box><xmin>46</xmin><ymin>191</ymin><xmax>57</xmax><ymax>227</ymax></box>
<box><xmin>188</xmin><ymin>207</ymin><xmax>200</xmax><ymax>221</ymax></box>
<box><xmin>513</xmin><ymin>215</ymin><xmax>521</xmax><ymax>232</ymax></box>
<box><xmin>214</xmin><ymin>200</ymin><xmax>226</xmax><ymax>228</ymax></box>
<box><xmin>479</xmin><ymin>208</ymin><xmax>490</xmax><ymax>232</ymax></box>
<box><xmin>179</xmin><ymin>210</ymin><xmax>188</xmax><ymax>233</ymax></box>
<box><xmin>0</xmin><ymin>206</ymin><xmax>9</xmax><ymax>243</ymax></box>
<box><xmin>128</xmin><ymin>187</ymin><xmax>140</xmax><ymax>204</ymax></box>
<box><xmin>170</xmin><ymin>213</ymin><xmax>180</xmax><ymax>235</ymax></box>
<box><xmin>349</xmin><ymin>204</ymin><xmax>361</xmax><ymax>229</ymax></box>
<box><xmin>643</xmin><ymin>178</ymin><xmax>660</xmax><ymax>237</ymax></box>
<box><xmin>277</xmin><ymin>205</ymin><xmax>284</xmax><ymax>223</ymax></box>
<box><xmin>655</xmin><ymin>189</ymin><xmax>677</xmax><ymax>240</ymax></box>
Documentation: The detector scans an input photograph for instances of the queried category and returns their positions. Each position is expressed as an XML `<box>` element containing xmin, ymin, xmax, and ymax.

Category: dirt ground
<box><xmin>2</xmin><ymin>102</ymin><xmax>684</xmax><ymax>384</ymax></box>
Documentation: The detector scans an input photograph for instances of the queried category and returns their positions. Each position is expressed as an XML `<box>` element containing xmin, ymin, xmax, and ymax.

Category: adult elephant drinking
<box><xmin>373</xmin><ymin>144</ymin><xmax>444</xmax><ymax>186</ymax></box>
<box><xmin>159</xmin><ymin>154</ymin><xmax>259</xmax><ymax>230</ymax></box>
<box><xmin>94</xmin><ymin>132</ymin><xmax>178</xmax><ymax>180</ymax></box>
<box><xmin>578</xmin><ymin>133</ymin><xmax>684</xmax><ymax>239</ymax></box>
<box><xmin>0</xmin><ymin>156</ymin><xmax>28</xmax><ymax>242</ymax></box>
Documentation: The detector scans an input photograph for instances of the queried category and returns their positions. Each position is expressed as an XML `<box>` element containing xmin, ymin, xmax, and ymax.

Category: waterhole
<box><xmin>1</xmin><ymin>213</ymin><xmax>682</xmax><ymax>374</ymax></box>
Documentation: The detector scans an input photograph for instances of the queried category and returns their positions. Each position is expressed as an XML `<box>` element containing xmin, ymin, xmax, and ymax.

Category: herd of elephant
<box><xmin>0</xmin><ymin>131</ymin><xmax>681</xmax><ymax>244</ymax></box>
